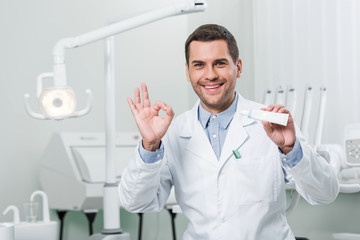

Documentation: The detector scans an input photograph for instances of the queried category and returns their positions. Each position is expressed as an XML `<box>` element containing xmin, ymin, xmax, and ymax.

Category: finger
<box><xmin>265</xmin><ymin>105</ymin><xmax>275</xmax><ymax>111</ymax></box>
<box><xmin>262</xmin><ymin>121</ymin><xmax>273</xmax><ymax>134</ymax></box>
<box><xmin>272</xmin><ymin>105</ymin><xmax>281</xmax><ymax>112</ymax></box>
<box><xmin>127</xmin><ymin>97</ymin><xmax>139</xmax><ymax>116</ymax></box>
<box><xmin>273</xmin><ymin>107</ymin><xmax>293</xmax><ymax>126</ymax></box>
<box><xmin>165</xmin><ymin>105</ymin><xmax>175</xmax><ymax>123</ymax></box>
<box><xmin>269</xmin><ymin>105</ymin><xmax>291</xmax><ymax>118</ymax></box>
<box><xmin>266</xmin><ymin>104</ymin><xmax>285</xmax><ymax>113</ymax></box>
<box><xmin>134</xmin><ymin>87</ymin><xmax>143</xmax><ymax>110</ymax></box>
<box><xmin>134</xmin><ymin>87</ymin><xmax>141</xmax><ymax>104</ymax></box>
<box><xmin>141</xmin><ymin>83</ymin><xmax>151</xmax><ymax>108</ymax></box>
<box><xmin>277</xmin><ymin>107</ymin><xmax>294</xmax><ymax>124</ymax></box>
<box><xmin>153</xmin><ymin>101</ymin><xmax>168</xmax><ymax>112</ymax></box>
<box><xmin>277</xmin><ymin>107</ymin><xmax>288</xmax><ymax>114</ymax></box>
<box><xmin>276</xmin><ymin>106</ymin><xmax>290</xmax><ymax>114</ymax></box>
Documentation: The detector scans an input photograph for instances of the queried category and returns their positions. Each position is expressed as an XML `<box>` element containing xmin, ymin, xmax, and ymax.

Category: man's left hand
<box><xmin>261</xmin><ymin>105</ymin><xmax>296</xmax><ymax>154</ymax></box>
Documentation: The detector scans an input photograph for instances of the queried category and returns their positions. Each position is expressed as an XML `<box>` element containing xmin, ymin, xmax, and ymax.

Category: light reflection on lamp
<box><xmin>39</xmin><ymin>87</ymin><xmax>76</xmax><ymax>119</ymax></box>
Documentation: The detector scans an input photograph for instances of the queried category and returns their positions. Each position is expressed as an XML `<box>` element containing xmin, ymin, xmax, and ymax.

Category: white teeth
<box><xmin>204</xmin><ymin>85</ymin><xmax>220</xmax><ymax>89</ymax></box>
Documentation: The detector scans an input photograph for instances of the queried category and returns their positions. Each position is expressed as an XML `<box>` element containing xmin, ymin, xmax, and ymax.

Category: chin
<box><xmin>203</xmin><ymin>101</ymin><xmax>224</xmax><ymax>110</ymax></box>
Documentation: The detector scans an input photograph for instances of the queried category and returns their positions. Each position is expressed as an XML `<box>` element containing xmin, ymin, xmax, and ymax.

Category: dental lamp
<box><xmin>24</xmin><ymin>1</ymin><xmax>207</xmax><ymax>240</ymax></box>
<box><xmin>24</xmin><ymin>72</ymin><xmax>93</xmax><ymax>120</ymax></box>
<box><xmin>24</xmin><ymin>0</ymin><xmax>207</xmax><ymax>120</ymax></box>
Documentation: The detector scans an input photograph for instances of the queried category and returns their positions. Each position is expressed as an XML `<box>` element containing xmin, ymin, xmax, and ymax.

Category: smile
<box><xmin>204</xmin><ymin>85</ymin><xmax>220</xmax><ymax>89</ymax></box>
<box><xmin>203</xmin><ymin>83</ymin><xmax>224</xmax><ymax>89</ymax></box>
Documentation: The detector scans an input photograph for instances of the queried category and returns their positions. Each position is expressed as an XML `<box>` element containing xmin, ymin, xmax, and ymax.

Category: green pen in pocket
<box><xmin>232</xmin><ymin>150</ymin><xmax>241</xmax><ymax>159</ymax></box>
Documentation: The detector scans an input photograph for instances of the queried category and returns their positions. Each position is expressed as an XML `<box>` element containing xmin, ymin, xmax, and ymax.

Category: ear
<box><xmin>185</xmin><ymin>62</ymin><xmax>191</xmax><ymax>82</ymax></box>
<box><xmin>236</xmin><ymin>58</ymin><xmax>242</xmax><ymax>78</ymax></box>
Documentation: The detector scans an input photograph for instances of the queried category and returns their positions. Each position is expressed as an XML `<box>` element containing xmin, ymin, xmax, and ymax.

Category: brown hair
<box><xmin>185</xmin><ymin>24</ymin><xmax>239</xmax><ymax>64</ymax></box>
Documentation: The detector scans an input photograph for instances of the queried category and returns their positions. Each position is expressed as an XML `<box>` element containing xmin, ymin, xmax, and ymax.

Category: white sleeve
<box><xmin>283</xmin><ymin>135</ymin><xmax>339</xmax><ymax>205</ymax></box>
<box><xmin>118</xmin><ymin>143</ymin><xmax>173</xmax><ymax>213</ymax></box>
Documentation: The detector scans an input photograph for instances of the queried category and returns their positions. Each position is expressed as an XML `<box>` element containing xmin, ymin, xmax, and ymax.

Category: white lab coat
<box><xmin>119</xmin><ymin>94</ymin><xmax>339</xmax><ymax>240</ymax></box>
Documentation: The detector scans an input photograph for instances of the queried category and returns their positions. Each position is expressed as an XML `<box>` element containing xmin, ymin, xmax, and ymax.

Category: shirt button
<box><xmin>212</xmin><ymin>115</ymin><xmax>217</xmax><ymax>119</ymax></box>
<box><xmin>212</xmin><ymin>134</ymin><xmax>217</xmax><ymax>139</ymax></box>
<box><xmin>156</xmin><ymin>154</ymin><xmax>161</xmax><ymax>158</ymax></box>
<box><xmin>282</xmin><ymin>157</ymin><xmax>287</xmax><ymax>161</ymax></box>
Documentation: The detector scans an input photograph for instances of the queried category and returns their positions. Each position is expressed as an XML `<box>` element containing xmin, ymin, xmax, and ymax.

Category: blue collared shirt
<box><xmin>198</xmin><ymin>92</ymin><xmax>238</xmax><ymax>159</ymax></box>
<box><xmin>139</xmin><ymin>92</ymin><xmax>302</xmax><ymax>167</ymax></box>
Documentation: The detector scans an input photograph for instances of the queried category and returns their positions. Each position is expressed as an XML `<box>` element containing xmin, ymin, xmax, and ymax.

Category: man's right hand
<box><xmin>127</xmin><ymin>83</ymin><xmax>174</xmax><ymax>151</ymax></box>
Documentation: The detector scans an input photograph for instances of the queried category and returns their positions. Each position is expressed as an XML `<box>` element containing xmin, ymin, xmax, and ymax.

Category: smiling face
<box><xmin>186</xmin><ymin>40</ymin><xmax>242</xmax><ymax>114</ymax></box>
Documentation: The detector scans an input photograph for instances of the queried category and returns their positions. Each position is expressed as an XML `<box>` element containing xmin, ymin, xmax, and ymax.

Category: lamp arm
<box><xmin>37</xmin><ymin>72</ymin><xmax>54</xmax><ymax>97</ymax></box>
<box><xmin>52</xmin><ymin>0</ymin><xmax>207</xmax><ymax>63</ymax></box>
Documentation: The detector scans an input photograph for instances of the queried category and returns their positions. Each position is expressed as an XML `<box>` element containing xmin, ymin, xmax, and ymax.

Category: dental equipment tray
<box><xmin>39</xmin><ymin>132</ymin><xmax>139</xmax><ymax>211</ymax></box>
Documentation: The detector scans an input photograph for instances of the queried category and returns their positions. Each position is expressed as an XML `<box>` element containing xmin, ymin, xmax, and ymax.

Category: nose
<box><xmin>205</xmin><ymin>66</ymin><xmax>218</xmax><ymax>81</ymax></box>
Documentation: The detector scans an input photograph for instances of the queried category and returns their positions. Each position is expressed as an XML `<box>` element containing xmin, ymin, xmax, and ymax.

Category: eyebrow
<box><xmin>191</xmin><ymin>60</ymin><xmax>205</xmax><ymax>65</ymax></box>
<box><xmin>191</xmin><ymin>58</ymin><xmax>229</xmax><ymax>65</ymax></box>
<box><xmin>214</xmin><ymin>58</ymin><xmax>229</xmax><ymax>63</ymax></box>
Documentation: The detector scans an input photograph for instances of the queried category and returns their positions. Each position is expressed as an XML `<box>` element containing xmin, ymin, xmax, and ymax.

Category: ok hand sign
<box><xmin>127</xmin><ymin>83</ymin><xmax>174</xmax><ymax>151</ymax></box>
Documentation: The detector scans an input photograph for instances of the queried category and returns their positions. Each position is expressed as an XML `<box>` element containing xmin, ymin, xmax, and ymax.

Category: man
<box><xmin>119</xmin><ymin>24</ymin><xmax>339</xmax><ymax>239</ymax></box>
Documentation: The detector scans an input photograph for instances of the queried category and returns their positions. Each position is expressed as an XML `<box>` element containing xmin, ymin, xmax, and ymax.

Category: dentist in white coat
<box><xmin>119</xmin><ymin>24</ymin><xmax>339</xmax><ymax>240</ymax></box>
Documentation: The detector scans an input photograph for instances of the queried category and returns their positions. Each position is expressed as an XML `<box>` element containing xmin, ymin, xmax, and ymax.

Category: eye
<box><xmin>216</xmin><ymin>61</ymin><xmax>226</xmax><ymax>66</ymax></box>
<box><xmin>194</xmin><ymin>63</ymin><xmax>204</xmax><ymax>68</ymax></box>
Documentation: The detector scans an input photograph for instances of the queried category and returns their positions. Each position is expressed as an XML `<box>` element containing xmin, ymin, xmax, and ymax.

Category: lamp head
<box><xmin>24</xmin><ymin>69</ymin><xmax>93</xmax><ymax>120</ymax></box>
<box><xmin>39</xmin><ymin>86</ymin><xmax>77</xmax><ymax>119</ymax></box>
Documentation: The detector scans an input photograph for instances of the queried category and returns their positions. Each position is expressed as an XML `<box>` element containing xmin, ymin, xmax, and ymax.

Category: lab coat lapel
<box><xmin>180</xmin><ymin>101</ymin><xmax>219</xmax><ymax>166</ymax></box>
<box><xmin>219</xmin><ymin>95</ymin><xmax>255</xmax><ymax>164</ymax></box>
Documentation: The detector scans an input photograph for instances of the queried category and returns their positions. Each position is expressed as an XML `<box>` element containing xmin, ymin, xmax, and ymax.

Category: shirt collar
<box><xmin>198</xmin><ymin>92</ymin><xmax>238</xmax><ymax>129</ymax></box>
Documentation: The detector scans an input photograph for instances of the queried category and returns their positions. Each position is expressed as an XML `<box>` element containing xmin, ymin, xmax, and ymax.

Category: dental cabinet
<box><xmin>39</xmin><ymin>132</ymin><xmax>140</xmax><ymax>238</ymax></box>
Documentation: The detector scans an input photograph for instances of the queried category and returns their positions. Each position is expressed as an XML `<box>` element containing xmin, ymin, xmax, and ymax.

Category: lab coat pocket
<box><xmin>227</xmin><ymin>154</ymin><xmax>278</xmax><ymax>205</ymax></box>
